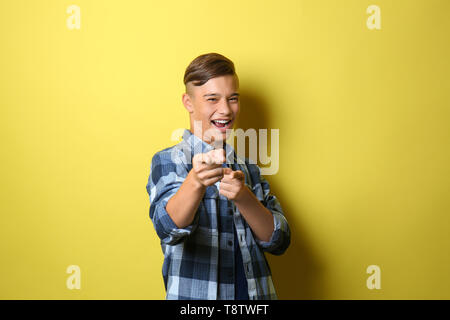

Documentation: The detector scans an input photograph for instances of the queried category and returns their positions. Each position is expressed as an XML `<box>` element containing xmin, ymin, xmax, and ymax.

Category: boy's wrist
<box><xmin>233</xmin><ymin>185</ymin><xmax>252</xmax><ymax>205</ymax></box>
<box><xmin>188</xmin><ymin>168</ymin><xmax>207</xmax><ymax>191</ymax></box>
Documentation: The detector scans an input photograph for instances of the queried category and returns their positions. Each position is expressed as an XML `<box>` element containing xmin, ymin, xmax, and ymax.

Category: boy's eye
<box><xmin>207</xmin><ymin>97</ymin><xmax>238</xmax><ymax>102</ymax></box>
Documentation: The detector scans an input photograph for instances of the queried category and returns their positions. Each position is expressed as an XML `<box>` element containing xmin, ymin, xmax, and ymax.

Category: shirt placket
<box><xmin>231</xmin><ymin>154</ymin><xmax>258</xmax><ymax>300</ymax></box>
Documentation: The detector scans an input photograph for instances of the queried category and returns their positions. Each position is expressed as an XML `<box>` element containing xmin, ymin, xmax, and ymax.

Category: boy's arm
<box><xmin>219</xmin><ymin>167</ymin><xmax>290</xmax><ymax>255</ymax></box>
<box><xmin>233</xmin><ymin>185</ymin><xmax>275</xmax><ymax>242</ymax></box>
<box><xmin>166</xmin><ymin>149</ymin><xmax>226</xmax><ymax>228</ymax></box>
<box><xmin>147</xmin><ymin>148</ymin><xmax>226</xmax><ymax>245</ymax></box>
<box><xmin>219</xmin><ymin>168</ymin><xmax>274</xmax><ymax>242</ymax></box>
<box><xmin>254</xmin><ymin>174</ymin><xmax>291</xmax><ymax>255</ymax></box>
<box><xmin>165</xmin><ymin>169</ymin><xmax>206</xmax><ymax>228</ymax></box>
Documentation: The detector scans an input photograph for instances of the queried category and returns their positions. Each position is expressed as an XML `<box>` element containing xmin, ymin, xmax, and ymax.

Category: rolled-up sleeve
<box><xmin>254</xmin><ymin>174</ymin><xmax>291</xmax><ymax>255</ymax></box>
<box><xmin>146</xmin><ymin>151</ymin><xmax>198</xmax><ymax>245</ymax></box>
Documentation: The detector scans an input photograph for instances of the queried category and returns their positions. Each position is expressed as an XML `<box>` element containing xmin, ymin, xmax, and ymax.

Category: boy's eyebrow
<box><xmin>203</xmin><ymin>92</ymin><xmax>240</xmax><ymax>97</ymax></box>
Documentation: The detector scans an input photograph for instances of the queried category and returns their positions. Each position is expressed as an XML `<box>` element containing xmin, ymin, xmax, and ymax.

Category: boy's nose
<box><xmin>216</xmin><ymin>100</ymin><xmax>233</xmax><ymax>115</ymax></box>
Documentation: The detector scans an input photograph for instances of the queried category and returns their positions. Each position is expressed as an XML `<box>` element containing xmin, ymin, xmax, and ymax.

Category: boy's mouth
<box><xmin>211</xmin><ymin>119</ymin><xmax>233</xmax><ymax>130</ymax></box>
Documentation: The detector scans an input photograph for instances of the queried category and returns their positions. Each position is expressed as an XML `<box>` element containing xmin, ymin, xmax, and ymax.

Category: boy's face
<box><xmin>182</xmin><ymin>74</ymin><xmax>240</xmax><ymax>145</ymax></box>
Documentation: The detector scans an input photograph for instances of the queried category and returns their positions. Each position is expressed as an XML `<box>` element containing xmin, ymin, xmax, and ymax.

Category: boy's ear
<box><xmin>182</xmin><ymin>93</ymin><xmax>193</xmax><ymax>113</ymax></box>
<box><xmin>182</xmin><ymin>89</ymin><xmax>194</xmax><ymax>113</ymax></box>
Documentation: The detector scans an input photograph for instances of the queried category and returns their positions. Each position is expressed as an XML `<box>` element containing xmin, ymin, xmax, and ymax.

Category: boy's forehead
<box><xmin>189</xmin><ymin>75</ymin><xmax>239</xmax><ymax>96</ymax></box>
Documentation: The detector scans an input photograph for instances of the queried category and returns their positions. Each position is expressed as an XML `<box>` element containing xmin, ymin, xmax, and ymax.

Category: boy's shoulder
<box><xmin>147</xmin><ymin>141</ymin><xmax>192</xmax><ymax>188</ymax></box>
<box><xmin>151</xmin><ymin>139</ymin><xmax>192</xmax><ymax>169</ymax></box>
<box><xmin>151</xmin><ymin>144</ymin><xmax>177</xmax><ymax>159</ymax></box>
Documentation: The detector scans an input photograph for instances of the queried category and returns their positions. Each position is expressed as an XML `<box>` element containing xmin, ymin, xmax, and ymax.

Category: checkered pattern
<box><xmin>146</xmin><ymin>129</ymin><xmax>290</xmax><ymax>300</ymax></box>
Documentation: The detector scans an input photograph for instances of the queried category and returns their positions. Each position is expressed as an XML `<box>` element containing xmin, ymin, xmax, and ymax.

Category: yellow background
<box><xmin>1</xmin><ymin>0</ymin><xmax>449</xmax><ymax>299</ymax></box>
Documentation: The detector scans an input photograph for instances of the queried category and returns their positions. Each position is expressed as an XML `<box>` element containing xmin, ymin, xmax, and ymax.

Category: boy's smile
<box><xmin>210</xmin><ymin>117</ymin><xmax>234</xmax><ymax>132</ymax></box>
<box><xmin>182</xmin><ymin>74</ymin><xmax>240</xmax><ymax>144</ymax></box>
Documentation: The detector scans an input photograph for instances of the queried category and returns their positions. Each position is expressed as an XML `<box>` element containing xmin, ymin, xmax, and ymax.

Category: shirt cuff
<box><xmin>156</xmin><ymin>195</ymin><xmax>198</xmax><ymax>244</ymax></box>
<box><xmin>255</xmin><ymin>214</ymin><xmax>280</xmax><ymax>250</ymax></box>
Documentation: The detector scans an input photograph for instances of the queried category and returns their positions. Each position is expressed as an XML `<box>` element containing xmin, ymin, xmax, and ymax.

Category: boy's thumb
<box><xmin>223</xmin><ymin>167</ymin><xmax>233</xmax><ymax>175</ymax></box>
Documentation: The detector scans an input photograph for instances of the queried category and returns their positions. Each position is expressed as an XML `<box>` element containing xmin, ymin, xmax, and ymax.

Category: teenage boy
<box><xmin>146</xmin><ymin>53</ymin><xmax>290</xmax><ymax>300</ymax></box>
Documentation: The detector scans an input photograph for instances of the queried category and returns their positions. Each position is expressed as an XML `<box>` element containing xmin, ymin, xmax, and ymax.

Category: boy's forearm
<box><xmin>234</xmin><ymin>187</ymin><xmax>275</xmax><ymax>242</ymax></box>
<box><xmin>165</xmin><ymin>169</ymin><xmax>206</xmax><ymax>229</ymax></box>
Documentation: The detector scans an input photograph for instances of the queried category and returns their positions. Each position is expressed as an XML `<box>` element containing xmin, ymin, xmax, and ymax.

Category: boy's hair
<box><xmin>183</xmin><ymin>53</ymin><xmax>236</xmax><ymax>87</ymax></box>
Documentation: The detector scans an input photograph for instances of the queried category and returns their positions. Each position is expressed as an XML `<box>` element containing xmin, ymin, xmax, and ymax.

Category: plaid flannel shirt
<box><xmin>146</xmin><ymin>129</ymin><xmax>290</xmax><ymax>300</ymax></box>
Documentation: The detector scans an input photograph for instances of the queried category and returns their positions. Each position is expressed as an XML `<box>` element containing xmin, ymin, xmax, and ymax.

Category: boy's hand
<box><xmin>192</xmin><ymin>149</ymin><xmax>226</xmax><ymax>187</ymax></box>
<box><xmin>219</xmin><ymin>167</ymin><xmax>247</xmax><ymax>201</ymax></box>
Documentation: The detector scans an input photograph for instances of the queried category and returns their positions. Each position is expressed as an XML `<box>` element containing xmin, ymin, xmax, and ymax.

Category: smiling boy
<box><xmin>146</xmin><ymin>53</ymin><xmax>290</xmax><ymax>300</ymax></box>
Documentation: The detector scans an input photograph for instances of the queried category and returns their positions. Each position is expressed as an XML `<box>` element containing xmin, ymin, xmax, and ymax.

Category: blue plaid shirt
<box><xmin>146</xmin><ymin>129</ymin><xmax>290</xmax><ymax>300</ymax></box>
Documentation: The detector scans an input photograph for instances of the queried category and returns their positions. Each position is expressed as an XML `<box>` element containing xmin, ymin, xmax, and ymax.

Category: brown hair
<box><xmin>183</xmin><ymin>53</ymin><xmax>236</xmax><ymax>87</ymax></box>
